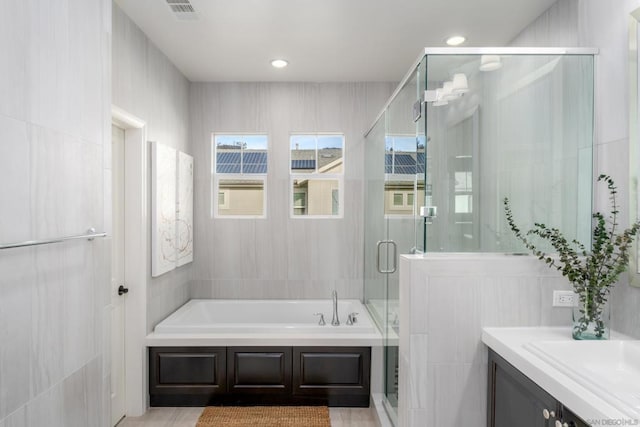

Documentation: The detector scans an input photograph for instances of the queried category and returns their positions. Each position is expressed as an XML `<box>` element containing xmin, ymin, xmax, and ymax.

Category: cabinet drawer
<box><xmin>293</xmin><ymin>347</ymin><xmax>370</xmax><ymax>396</ymax></box>
<box><xmin>227</xmin><ymin>347</ymin><xmax>292</xmax><ymax>394</ymax></box>
<box><xmin>149</xmin><ymin>347</ymin><xmax>226</xmax><ymax>395</ymax></box>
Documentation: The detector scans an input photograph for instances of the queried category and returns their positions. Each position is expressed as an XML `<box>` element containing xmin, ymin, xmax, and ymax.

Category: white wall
<box><xmin>189</xmin><ymin>82</ymin><xmax>394</xmax><ymax>299</ymax></box>
<box><xmin>0</xmin><ymin>0</ymin><xmax>111</xmax><ymax>426</ymax></box>
<box><xmin>112</xmin><ymin>3</ymin><xmax>193</xmax><ymax>331</ymax></box>
<box><xmin>509</xmin><ymin>0</ymin><xmax>640</xmax><ymax>340</ymax></box>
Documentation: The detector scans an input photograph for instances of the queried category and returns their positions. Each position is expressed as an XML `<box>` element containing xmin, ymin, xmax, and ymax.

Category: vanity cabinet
<box><xmin>488</xmin><ymin>350</ymin><xmax>589</xmax><ymax>427</ymax></box>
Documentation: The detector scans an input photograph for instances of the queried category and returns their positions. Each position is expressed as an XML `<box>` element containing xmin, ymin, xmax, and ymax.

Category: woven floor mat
<box><xmin>196</xmin><ymin>406</ymin><xmax>331</xmax><ymax>427</ymax></box>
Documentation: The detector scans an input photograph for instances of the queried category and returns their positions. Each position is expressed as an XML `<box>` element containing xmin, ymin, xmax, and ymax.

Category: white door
<box><xmin>111</xmin><ymin>124</ymin><xmax>127</xmax><ymax>425</ymax></box>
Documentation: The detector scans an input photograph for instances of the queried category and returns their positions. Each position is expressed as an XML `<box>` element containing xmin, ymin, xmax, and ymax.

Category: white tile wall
<box><xmin>509</xmin><ymin>0</ymin><xmax>640</xmax><ymax>340</ymax></box>
<box><xmin>398</xmin><ymin>255</ymin><xmax>570</xmax><ymax>427</ymax></box>
<box><xmin>509</xmin><ymin>0</ymin><xmax>579</xmax><ymax>47</ymax></box>
<box><xmin>0</xmin><ymin>116</ymin><xmax>30</xmax><ymax>242</ymax></box>
<box><xmin>0</xmin><ymin>0</ymin><xmax>111</xmax><ymax>425</ymax></box>
<box><xmin>30</xmin><ymin>245</ymin><xmax>65</xmax><ymax>398</ymax></box>
<box><xmin>27</xmin><ymin>383</ymin><xmax>64</xmax><ymax>427</ymax></box>
<box><xmin>189</xmin><ymin>82</ymin><xmax>394</xmax><ymax>300</ymax></box>
<box><xmin>112</xmin><ymin>3</ymin><xmax>193</xmax><ymax>331</ymax></box>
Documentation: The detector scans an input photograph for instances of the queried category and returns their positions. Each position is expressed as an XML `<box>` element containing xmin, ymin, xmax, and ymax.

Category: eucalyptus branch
<box><xmin>504</xmin><ymin>175</ymin><xmax>640</xmax><ymax>339</ymax></box>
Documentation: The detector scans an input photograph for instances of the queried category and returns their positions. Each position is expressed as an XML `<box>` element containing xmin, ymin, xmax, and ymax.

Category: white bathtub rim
<box><xmin>145</xmin><ymin>332</ymin><xmax>383</xmax><ymax>347</ymax></box>
<box><xmin>147</xmin><ymin>298</ymin><xmax>383</xmax><ymax>347</ymax></box>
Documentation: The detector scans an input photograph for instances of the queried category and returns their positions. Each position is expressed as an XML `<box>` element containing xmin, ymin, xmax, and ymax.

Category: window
<box><xmin>290</xmin><ymin>134</ymin><xmax>344</xmax><ymax>217</ymax></box>
<box><xmin>454</xmin><ymin>166</ymin><xmax>473</xmax><ymax>215</ymax></box>
<box><xmin>384</xmin><ymin>135</ymin><xmax>424</xmax><ymax>216</ymax></box>
<box><xmin>212</xmin><ymin>134</ymin><xmax>267</xmax><ymax>217</ymax></box>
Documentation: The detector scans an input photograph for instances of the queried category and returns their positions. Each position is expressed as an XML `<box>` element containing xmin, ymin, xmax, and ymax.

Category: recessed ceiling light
<box><xmin>445</xmin><ymin>36</ymin><xmax>466</xmax><ymax>46</ymax></box>
<box><xmin>271</xmin><ymin>59</ymin><xmax>288</xmax><ymax>68</ymax></box>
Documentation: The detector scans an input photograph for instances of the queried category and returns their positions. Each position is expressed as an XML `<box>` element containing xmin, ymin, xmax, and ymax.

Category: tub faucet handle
<box><xmin>314</xmin><ymin>313</ymin><xmax>326</xmax><ymax>326</ymax></box>
<box><xmin>346</xmin><ymin>312</ymin><xmax>359</xmax><ymax>325</ymax></box>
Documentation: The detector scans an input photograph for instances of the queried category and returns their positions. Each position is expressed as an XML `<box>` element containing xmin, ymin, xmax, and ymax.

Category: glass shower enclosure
<box><xmin>364</xmin><ymin>48</ymin><xmax>595</xmax><ymax>424</ymax></box>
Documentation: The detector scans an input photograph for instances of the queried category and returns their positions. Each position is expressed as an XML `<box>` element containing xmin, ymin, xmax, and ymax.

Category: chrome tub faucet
<box><xmin>331</xmin><ymin>290</ymin><xmax>340</xmax><ymax>326</ymax></box>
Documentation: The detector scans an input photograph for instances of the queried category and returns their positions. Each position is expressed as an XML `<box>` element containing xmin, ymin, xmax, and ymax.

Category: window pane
<box><xmin>217</xmin><ymin>179</ymin><xmax>264</xmax><ymax>216</ymax></box>
<box><xmin>293</xmin><ymin>191</ymin><xmax>307</xmax><ymax>215</ymax></box>
<box><xmin>293</xmin><ymin>192</ymin><xmax>306</xmax><ymax>207</ymax></box>
<box><xmin>385</xmin><ymin>135</ymin><xmax>416</xmax><ymax>175</ymax></box>
<box><xmin>292</xmin><ymin>179</ymin><xmax>340</xmax><ymax>216</ymax></box>
<box><xmin>216</xmin><ymin>150</ymin><xmax>241</xmax><ymax>173</ymax></box>
<box><xmin>215</xmin><ymin>135</ymin><xmax>267</xmax><ymax>174</ymax></box>
<box><xmin>385</xmin><ymin>181</ymin><xmax>414</xmax><ymax>215</ymax></box>
<box><xmin>317</xmin><ymin>135</ymin><xmax>343</xmax><ymax>174</ymax></box>
<box><xmin>455</xmin><ymin>171</ymin><xmax>472</xmax><ymax>192</ymax></box>
<box><xmin>455</xmin><ymin>195</ymin><xmax>472</xmax><ymax>214</ymax></box>
<box><xmin>290</xmin><ymin>134</ymin><xmax>344</xmax><ymax>174</ymax></box>
<box><xmin>291</xmin><ymin>136</ymin><xmax>316</xmax><ymax>172</ymax></box>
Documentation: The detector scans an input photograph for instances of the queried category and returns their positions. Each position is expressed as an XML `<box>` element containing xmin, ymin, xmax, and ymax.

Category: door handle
<box><xmin>118</xmin><ymin>285</ymin><xmax>129</xmax><ymax>296</ymax></box>
<box><xmin>376</xmin><ymin>240</ymin><xmax>397</xmax><ymax>274</ymax></box>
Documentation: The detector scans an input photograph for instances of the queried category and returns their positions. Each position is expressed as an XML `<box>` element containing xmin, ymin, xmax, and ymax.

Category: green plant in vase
<box><xmin>504</xmin><ymin>175</ymin><xmax>640</xmax><ymax>340</ymax></box>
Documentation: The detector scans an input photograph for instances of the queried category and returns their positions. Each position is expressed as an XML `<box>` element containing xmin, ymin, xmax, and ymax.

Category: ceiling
<box><xmin>114</xmin><ymin>0</ymin><xmax>558</xmax><ymax>83</ymax></box>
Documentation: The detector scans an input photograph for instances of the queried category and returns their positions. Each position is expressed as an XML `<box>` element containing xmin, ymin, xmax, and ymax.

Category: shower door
<box><xmin>364</xmin><ymin>61</ymin><xmax>424</xmax><ymax>425</ymax></box>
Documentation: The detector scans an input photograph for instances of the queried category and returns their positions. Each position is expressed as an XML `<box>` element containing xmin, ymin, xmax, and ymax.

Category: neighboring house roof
<box><xmin>290</xmin><ymin>148</ymin><xmax>342</xmax><ymax>172</ymax></box>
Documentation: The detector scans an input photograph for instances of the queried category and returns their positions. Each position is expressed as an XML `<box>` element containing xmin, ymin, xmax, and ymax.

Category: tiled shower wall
<box><xmin>112</xmin><ymin>4</ymin><xmax>193</xmax><ymax>331</ymax></box>
<box><xmin>510</xmin><ymin>0</ymin><xmax>640</xmax><ymax>340</ymax></box>
<box><xmin>0</xmin><ymin>0</ymin><xmax>111</xmax><ymax>426</ymax></box>
<box><xmin>189</xmin><ymin>82</ymin><xmax>394</xmax><ymax>300</ymax></box>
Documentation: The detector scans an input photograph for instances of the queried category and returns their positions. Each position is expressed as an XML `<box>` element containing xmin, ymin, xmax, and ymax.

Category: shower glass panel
<box><xmin>424</xmin><ymin>52</ymin><xmax>594</xmax><ymax>253</ymax></box>
<box><xmin>364</xmin><ymin>49</ymin><xmax>594</xmax><ymax>427</ymax></box>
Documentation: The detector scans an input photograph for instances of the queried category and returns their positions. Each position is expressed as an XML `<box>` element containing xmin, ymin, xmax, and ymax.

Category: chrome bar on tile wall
<box><xmin>0</xmin><ymin>228</ymin><xmax>107</xmax><ymax>250</ymax></box>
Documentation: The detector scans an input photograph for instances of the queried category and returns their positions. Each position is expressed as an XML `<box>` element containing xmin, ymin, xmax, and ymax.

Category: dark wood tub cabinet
<box><xmin>149</xmin><ymin>346</ymin><xmax>371</xmax><ymax>407</ymax></box>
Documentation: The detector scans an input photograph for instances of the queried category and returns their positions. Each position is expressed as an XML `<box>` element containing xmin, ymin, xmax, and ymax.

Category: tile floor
<box><xmin>117</xmin><ymin>406</ymin><xmax>380</xmax><ymax>427</ymax></box>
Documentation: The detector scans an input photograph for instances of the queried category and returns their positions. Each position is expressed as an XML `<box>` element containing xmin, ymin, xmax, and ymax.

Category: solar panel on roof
<box><xmin>243</xmin><ymin>164</ymin><xmax>268</xmax><ymax>174</ymax></box>
<box><xmin>216</xmin><ymin>164</ymin><xmax>242</xmax><ymax>173</ymax></box>
<box><xmin>216</xmin><ymin>151</ymin><xmax>268</xmax><ymax>174</ymax></box>
<box><xmin>243</xmin><ymin>152</ymin><xmax>268</xmax><ymax>163</ymax></box>
<box><xmin>217</xmin><ymin>152</ymin><xmax>241</xmax><ymax>163</ymax></box>
<box><xmin>291</xmin><ymin>159</ymin><xmax>316</xmax><ymax>170</ymax></box>
<box><xmin>394</xmin><ymin>154</ymin><xmax>416</xmax><ymax>166</ymax></box>
<box><xmin>395</xmin><ymin>166</ymin><xmax>417</xmax><ymax>174</ymax></box>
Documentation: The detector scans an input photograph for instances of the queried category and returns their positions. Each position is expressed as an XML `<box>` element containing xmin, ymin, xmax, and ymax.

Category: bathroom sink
<box><xmin>525</xmin><ymin>340</ymin><xmax>640</xmax><ymax>418</ymax></box>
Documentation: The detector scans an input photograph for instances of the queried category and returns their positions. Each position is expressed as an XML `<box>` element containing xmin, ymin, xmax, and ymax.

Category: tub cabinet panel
<box><xmin>293</xmin><ymin>347</ymin><xmax>371</xmax><ymax>407</ymax></box>
<box><xmin>149</xmin><ymin>347</ymin><xmax>226</xmax><ymax>406</ymax></box>
<box><xmin>227</xmin><ymin>347</ymin><xmax>292</xmax><ymax>394</ymax></box>
<box><xmin>149</xmin><ymin>346</ymin><xmax>370</xmax><ymax>407</ymax></box>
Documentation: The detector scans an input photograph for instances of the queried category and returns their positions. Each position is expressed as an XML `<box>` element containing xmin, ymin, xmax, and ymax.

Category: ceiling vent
<box><xmin>166</xmin><ymin>0</ymin><xmax>199</xmax><ymax>20</ymax></box>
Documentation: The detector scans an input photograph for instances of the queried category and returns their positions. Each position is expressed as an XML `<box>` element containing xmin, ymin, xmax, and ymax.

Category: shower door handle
<box><xmin>376</xmin><ymin>240</ymin><xmax>398</xmax><ymax>274</ymax></box>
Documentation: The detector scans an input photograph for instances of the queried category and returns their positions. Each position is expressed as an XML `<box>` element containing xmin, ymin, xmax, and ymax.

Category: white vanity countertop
<box><xmin>482</xmin><ymin>327</ymin><xmax>638</xmax><ymax>425</ymax></box>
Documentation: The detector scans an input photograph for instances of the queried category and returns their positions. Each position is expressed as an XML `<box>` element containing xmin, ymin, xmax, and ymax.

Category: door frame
<box><xmin>112</xmin><ymin>105</ymin><xmax>148</xmax><ymax>417</ymax></box>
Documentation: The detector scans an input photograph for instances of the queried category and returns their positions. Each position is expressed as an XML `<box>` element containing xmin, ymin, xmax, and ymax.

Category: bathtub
<box><xmin>146</xmin><ymin>299</ymin><xmax>382</xmax><ymax>347</ymax></box>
